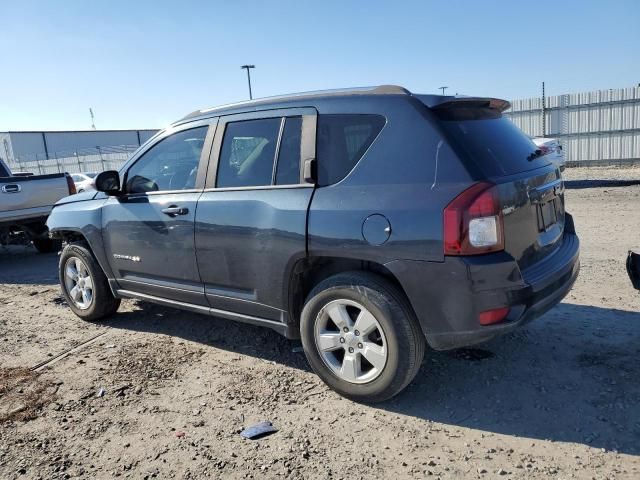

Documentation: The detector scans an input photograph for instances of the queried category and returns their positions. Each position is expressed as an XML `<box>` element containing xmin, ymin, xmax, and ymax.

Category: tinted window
<box><xmin>435</xmin><ymin>113</ymin><xmax>550</xmax><ymax>177</ymax></box>
<box><xmin>317</xmin><ymin>114</ymin><xmax>385</xmax><ymax>186</ymax></box>
<box><xmin>217</xmin><ymin>118</ymin><xmax>281</xmax><ymax>188</ymax></box>
<box><xmin>126</xmin><ymin>126</ymin><xmax>207</xmax><ymax>193</ymax></box>
<box><xmin>275</xmin><ymin>117</ymin><xmax>302</xmax><ymax>185</ymax></box>
<box><xmin>0</xmin><ymin>161</ymin><xmax>9</xmax><ymax>177</ymax></box>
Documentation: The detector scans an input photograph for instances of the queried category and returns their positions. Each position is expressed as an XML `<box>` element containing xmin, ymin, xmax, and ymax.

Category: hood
<box><xmin>54</xmin><ymin>190</ymin><xmax>101</xmax><ymax>206</ymax></box>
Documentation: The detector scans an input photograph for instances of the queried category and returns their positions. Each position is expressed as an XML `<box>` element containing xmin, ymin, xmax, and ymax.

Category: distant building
<box><xmin>0</xmin><ymin>129</ymin><xmax>158</xmax><ymax>164</ymax></box>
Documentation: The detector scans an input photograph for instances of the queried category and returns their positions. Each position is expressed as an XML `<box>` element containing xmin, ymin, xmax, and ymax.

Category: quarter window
<box><xmin>125</xmin><ymin>126</ymin><xmax>208</xmax><ymax>194</ymax></box>
<box><xmin>217</xmin><ymin>118</ymin><xmax>281</xmax><ymax>188</ymax></box>
<box><xmin>316</xmin><ymin>114</ymin><xmax>385</xmax><ymax>186</ymax></box>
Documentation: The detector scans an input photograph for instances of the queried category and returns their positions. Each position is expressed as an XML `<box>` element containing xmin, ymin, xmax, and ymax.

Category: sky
<box><xmin>0</xmin><ymin>0</ymin><xmax>638</xmax><ymax>131</ymax></box>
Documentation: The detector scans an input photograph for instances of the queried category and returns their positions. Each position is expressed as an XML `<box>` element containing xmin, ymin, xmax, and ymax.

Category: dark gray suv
<box><xmin>47</xmin><ymin>86</ymin><xmax>580</xmax><ymax>402</ymax></box>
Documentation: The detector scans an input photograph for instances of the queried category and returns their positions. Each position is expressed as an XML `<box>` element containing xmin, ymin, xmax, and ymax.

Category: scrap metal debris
<box><xmin>240</xmin><ymin>421</ymin><xmax>278</xmax><ymax>440</ymax></box>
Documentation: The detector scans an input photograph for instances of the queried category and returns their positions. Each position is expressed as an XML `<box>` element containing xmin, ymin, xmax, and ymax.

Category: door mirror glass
<box><xmin>95</xmin><ymin>170</ymin><xmax>121</xmax><ymax>194</ymax></box>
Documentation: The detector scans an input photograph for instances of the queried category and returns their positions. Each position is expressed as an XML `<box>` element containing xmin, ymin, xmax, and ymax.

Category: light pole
<box><xmin>439</xmin><ymin>86</ymin><xmax>448</xmax><ymax>95</ymax></box>
<box><xmin>241</xmin><ymin>65</ymin><xmax>255</xmax><ymax>99</ymax></box>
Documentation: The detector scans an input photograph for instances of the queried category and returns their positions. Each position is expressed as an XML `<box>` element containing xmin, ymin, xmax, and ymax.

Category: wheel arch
<box><xmin>286</xmin><ymin>256</ymin><xmax>423</xmax><ymax>337</ymax></box>
<box><xmin>51</xmin><ymin>227</ymin><xmax>116</xmax><ymax>283</ymax></box>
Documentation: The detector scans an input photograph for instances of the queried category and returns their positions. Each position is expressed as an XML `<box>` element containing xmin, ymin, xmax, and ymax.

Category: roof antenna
<box><xmin>439</xmin><ymin>86</ymin><xmax>448</xmax><ymax>95</ymax></box>
<box><xmin>89</xmin><ymin>108</ymin><xmax>96</xmax><ymax>130</ymax></box>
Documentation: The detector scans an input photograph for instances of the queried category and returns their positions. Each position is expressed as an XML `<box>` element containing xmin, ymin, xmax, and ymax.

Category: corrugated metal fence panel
<box><xmin>505</xmin><ymin>86</ymin><xmax>640</xmax><ymax>165</ymax></box>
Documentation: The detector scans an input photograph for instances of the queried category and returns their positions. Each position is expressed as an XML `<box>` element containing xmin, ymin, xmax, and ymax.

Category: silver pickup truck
<box><xmin>1</xmin><ymin>157</ymin><xmax>76</xmax><ymax>252</ymax></box>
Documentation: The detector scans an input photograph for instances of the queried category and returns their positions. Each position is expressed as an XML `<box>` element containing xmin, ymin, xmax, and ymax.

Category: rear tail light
<box><xmin>479</xmin><ymin>307</ymin><xmax>510</xmax><ymax>326</ymax></box>
<box><xmin>444</xmin><ymin>182</ymin><xmax>504</xmax><ymax>255</ymax></box>
<box><xmin>66</xmin><ymin>174</ymin><xmax>77</xmax><ymax>195</ymax></box>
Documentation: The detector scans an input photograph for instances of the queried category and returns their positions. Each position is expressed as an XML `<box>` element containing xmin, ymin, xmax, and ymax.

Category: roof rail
<box><xmin>181</xmin><ymin>85</ymin><xmax>412</xmax><ymax>120</ymax></box>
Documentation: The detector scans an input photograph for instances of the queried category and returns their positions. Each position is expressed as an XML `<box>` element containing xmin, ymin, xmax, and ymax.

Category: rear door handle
<box><xmin>1</xmin><ymin>184</ymin><xmax>21</xmax><ymax>193</ymax></box>
<box><xmin>162</xmin><ymin>206</ymin><xmax>189</xmax><ymax>216</ymax></box>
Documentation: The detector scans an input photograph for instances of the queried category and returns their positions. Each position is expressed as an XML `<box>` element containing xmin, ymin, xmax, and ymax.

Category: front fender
<box><xmin>47</xmin><ymin>198</ymin><xmax>114</xmax><ymax>279</ymax></box>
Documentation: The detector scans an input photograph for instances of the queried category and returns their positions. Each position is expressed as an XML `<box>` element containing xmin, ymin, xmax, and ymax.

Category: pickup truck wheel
<box><xmin>59</xmin><ymin>243</ymin><xmax>120</xmax><ymax>321</ymax></box>
<box><xmin>32</xmin><ymin>238</ymin><xmax>61</xmax><ymax>253</ymax></box>
<box><xmin>300</xmin><ymin>272</ymin><xmax>425</xmax><ymax>403</ymax></box>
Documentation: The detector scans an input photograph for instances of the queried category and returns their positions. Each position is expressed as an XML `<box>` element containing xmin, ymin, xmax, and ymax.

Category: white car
<box><xmin>531</xmin><ymin>137</ymin><xmax>565</xmax><ymax>171</ymax></box>
<box><xmin>71</xmin><ymin>172</ymin><xmax>97</xmax><ymax>192</ymax></box>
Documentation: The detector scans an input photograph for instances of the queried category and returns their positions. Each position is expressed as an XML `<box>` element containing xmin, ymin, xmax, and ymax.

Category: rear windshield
<box><xmin>435</xmin><ymin>110</ymin><xmax>551</xmax><ymax>177</ymax></box>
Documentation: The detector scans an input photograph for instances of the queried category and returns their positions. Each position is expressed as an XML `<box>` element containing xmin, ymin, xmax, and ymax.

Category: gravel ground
<box><xmin>1</xmin><ymin>182</ymin><xmax>639</xmax><ymax>479</ymax></box>
<box><xmin>563</xmin><ymin>165</ymin><xmax>640</xmax><ymax>182</ymax></box>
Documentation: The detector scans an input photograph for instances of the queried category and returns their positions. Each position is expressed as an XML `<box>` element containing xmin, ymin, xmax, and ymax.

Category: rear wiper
<box><xmin>527</xmin><ymin>149</ymin><xmax>543</xmax><ymax>161</ymax></box>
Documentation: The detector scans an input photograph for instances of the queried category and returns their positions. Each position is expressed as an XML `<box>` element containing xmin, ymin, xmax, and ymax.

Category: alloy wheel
<box><xmin>314</xmin><ymin>299</ymin><xmax>388</xmax><ymax>384</ymax></box>
<box><xmin>63</xmin><ymin>256</ymin><xmax>94</xmax><ymax>310</ymax></box>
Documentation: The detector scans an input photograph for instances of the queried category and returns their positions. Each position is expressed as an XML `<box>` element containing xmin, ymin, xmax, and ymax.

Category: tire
<box><xmin>59</xmin><ymin>242</ymin><xmax>120</xmax><ymax>321</ymax></box>
<box><xmin>300</xmin><ymin>271</ymin><xmax>425</xmax><ymax>403</ymax></box>
<box><xmin>32</xmin><ymin>238</ymin><xmax>62</xmax><ymax>253</ymax></box>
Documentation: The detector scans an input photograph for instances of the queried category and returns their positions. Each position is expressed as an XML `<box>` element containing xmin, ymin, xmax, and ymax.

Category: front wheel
<box><xmin>59</xmin><ymin>242</ymin><xmax>120</xmax><ymax>321</ymax></box>
<box><xmin>300</xmin><ymin>272</ymin><xmax>425</xmax><ymax>403</ymax></box>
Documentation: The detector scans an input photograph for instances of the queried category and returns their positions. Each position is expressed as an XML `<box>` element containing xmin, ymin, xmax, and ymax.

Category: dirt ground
<box><xmin>1</xmin><ymin>180</ymin><xmax>639</xmax><ymax>479</ymax></box>
<box><xmin>563</xmin><ymin>165</ymin><xmax>640</xmax><ymax>181</ymax></box>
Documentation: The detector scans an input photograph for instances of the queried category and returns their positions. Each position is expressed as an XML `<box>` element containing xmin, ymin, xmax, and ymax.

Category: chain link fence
<box><xmin>7</xmin><ymin>145</ymin><xmax>139</xmax><ymax>175</ymax></box>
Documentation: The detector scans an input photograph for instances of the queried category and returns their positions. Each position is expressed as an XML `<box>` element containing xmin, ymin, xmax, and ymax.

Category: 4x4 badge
<box><xmin>113</xmin><ymin>254</ymin><xmax>141</xmax><ymax>262</ymax></box>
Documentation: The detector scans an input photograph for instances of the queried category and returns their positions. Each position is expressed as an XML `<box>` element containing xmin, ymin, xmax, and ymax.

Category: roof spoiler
<box><xmin>417</xmin><ymin>95</ymin><xmax>511</xmax><ymax>112</ymax></box>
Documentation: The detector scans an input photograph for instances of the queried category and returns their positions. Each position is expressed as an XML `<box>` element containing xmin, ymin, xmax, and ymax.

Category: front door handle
<box><xmin>1</xmin><ymin>184</ymin><xmax>21</xmax><ymax>193</ymax></box>
<box><xmin>161</xmin><ymin>206</ymin><xmax>189</xmax><ymax>217</ymax></box>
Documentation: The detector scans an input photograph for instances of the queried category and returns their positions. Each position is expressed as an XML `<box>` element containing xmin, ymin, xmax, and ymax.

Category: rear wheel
<box><xmin>32</xmin><ymin>238</ymin><xmax>61</xmax><ymax>253</ymax></box>
<box><xmin>59</xmin><ymin>242</ymin><xmax>120</xmax><ymax>321</ymax></box>
<box><xmin>300</xmin><ymin>272</ymin><xmax>425</xmax><ymax>403</ymax></box>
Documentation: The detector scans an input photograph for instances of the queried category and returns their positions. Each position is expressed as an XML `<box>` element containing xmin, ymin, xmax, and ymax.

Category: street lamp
<box><xmin>241</xmin><ymin>65</ymin><xmax>255</xmax><ymax>100</ymax></box>
<box><xmin>439</xmin><ymin>86</ymin><xmax>448</xmax><ymax>95</ymax></box>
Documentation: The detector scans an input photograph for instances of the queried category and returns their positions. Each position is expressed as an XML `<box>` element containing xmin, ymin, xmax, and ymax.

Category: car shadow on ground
<box><xmin>103</xmin><ymin>301</ymin><xmax>311</xmax><ymax>372</ymax></box>
<box><xmin>104</xmin><ymin>300</ymin><xmax>640</xmax><ymax>456</ymax></box>
<box><xmin>386</xmin><ymin>303</ymin><xmax>640</xmax><ymax>456</ymax></box>
<box><xmin>0</xmin><ymin>247</ymin><xmax>59</xmax><ymax>285</ymax></box>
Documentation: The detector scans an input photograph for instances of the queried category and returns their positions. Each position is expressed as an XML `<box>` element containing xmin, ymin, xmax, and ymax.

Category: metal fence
<box><xmin>7</xmin><ymin>86</ymin><xmax>640</xmax><ymax>174</ymax></box>
<box><xmin>505</xmin><ymin>86</ymin><xmax>640</xmax><ymax>167</ymax></box>
<box><xmin>7</xmin><ymin>145</ymin><xmax>138</xmax><ymax>175</ymax></box>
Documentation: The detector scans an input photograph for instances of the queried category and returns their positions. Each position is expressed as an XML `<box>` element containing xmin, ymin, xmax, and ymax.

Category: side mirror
<box><xmin>95</xmin><ymin>170</ymin><xmax>121</xmax><ymax>195</ymax></box>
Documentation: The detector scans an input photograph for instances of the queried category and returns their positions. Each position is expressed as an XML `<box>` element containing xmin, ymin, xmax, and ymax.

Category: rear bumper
<box><xmin>385</xmin><ymin>227</ymin><xmax>580</xmax><ymax>351</ymax></box>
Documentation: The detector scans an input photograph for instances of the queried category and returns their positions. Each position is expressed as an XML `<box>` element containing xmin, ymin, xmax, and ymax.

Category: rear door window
<box><xmin>435</xmin><ymin>111</ymin><xmax>550</xmax><ymax>177</ymax></box>
<box><xmin>317</xmin><ymin>114</ymin><xmax>385</xmax><ymax>186</ymax></box>
<box><xmin>216</xmin><ymin>118</ymin><xmax>281</xmax><ymax>188</ymax></box>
